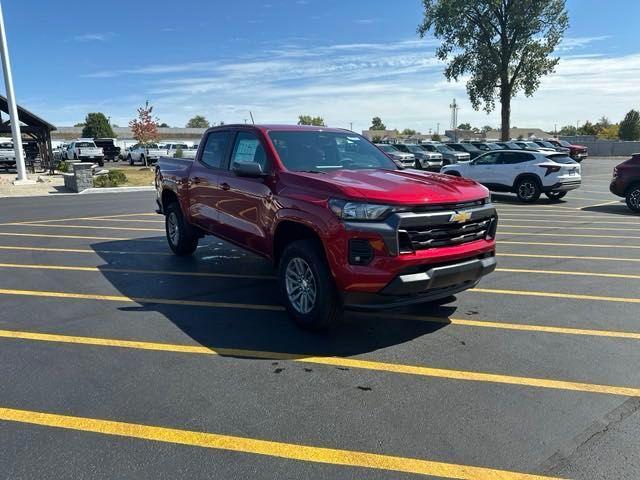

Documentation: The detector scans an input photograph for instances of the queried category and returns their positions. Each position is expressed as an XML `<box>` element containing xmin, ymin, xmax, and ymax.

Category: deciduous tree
<box><xmin>129</xmin><ymin>101</ymin><xmax>160</xmax><ymax>167</ymax></box>
<box><xmin>186</xmin><ymin>115</ymin><xmax>210</xmax><ymax>128</ymax></box>
<box><xmin>297</xmin><ymin>115</ymin><xmax>325</xmax><ymax>126</ymax></box>
<box><xmin>81</xmin><ymin>113</ymin><xmax>115</xmax><ymax>139</ymax></box>
<box><xmin>619</xmin><ymin>110</ymin><xmax>640</xmax><ymax>141</ymax></box>
<box><xmin>370</xmin><ymin>117</ymin><xmax>386</xmax><ymax>131</ymax></box>
<box><xmin>418</xmin><ymin>0</ymin><xmax>568</xmax><ymax>140</ymax></box>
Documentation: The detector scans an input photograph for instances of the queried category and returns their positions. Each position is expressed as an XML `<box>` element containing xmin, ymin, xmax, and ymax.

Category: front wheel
<box><xmin>165</xmin><ymin>203</ymin><xmax>198</xmax><ymax>256</ymax></box>
<box><xmin>545</xmin><ymin>191</ymin><xmax>567</xmax><ymax>201</ymax></box>
<box><xmin>279</xmin><ymin>239</ymin><xmax>343</xmax><ymax>330</ymax></box>
<box><xmin>128</xmin><ymin>155</ymin><xmax>134</xmax><ymax>166</ymax></box>
<box><xmin>516</xmin><ymin>177</ymin><xmax>541</xmax><ymax>203</ymax></box>
<box><xmin>626</xmin><ymin>185</ymin><xmax>640</xmax><ymax>213</ymax></box>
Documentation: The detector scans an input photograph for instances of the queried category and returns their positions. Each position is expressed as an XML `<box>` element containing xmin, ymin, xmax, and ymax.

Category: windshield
<box><xmin>435</xmin><ymin>144</ymin><xmax>453</xmax><ymax>153</ymax></box>
<box><xmin>268</xmin><ymin>131</ymin><xmax>398</xmax><ymax>172</ymax></box>
<box><xmin>559</xmin><ymin>140</ymin><xmax>572</xmax><ymax>147</ymax></box>
<box><xmin>459</xmin><ymin>143</ymin><xmax>480</xmax><ymax>152</ymax></box>
<box><xmin>478</xmin><ymin>143</ymin><xmax>500</xmax><ymax>150</ymax></box>
<box><xmin>538</xmin><ymin>141</ymin><xmax>556</xmax><ymax>148</ymax></box>
<box><xmin>76</xmin><ymin>142</ymin><xmax>96</xmax><ymax>148</ymax></box>
<box><xmin>378</xmin><ymin>145</ymin><xmax>397</xmax><ymax>153</ymax></box>
<box><xmin>407</xmin><ymin>146</ymin><xmax>424</xmax><ymax>154</ymax></box>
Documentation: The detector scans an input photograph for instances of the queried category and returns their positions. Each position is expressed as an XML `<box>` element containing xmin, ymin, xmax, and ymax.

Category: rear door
<box><xmin>187</xmin><ymin>130</ymin><xmax>233</xmax><ymax>232</ymax></box>
<box><xmin>215</xmin><ymin>129</ymin><xmax>274</xmax><ymax>255</ymax></box>
<box><xmin>495</xmin><ymin>151</ymin><xmax>536</xmax><ymax>187</ymax></box>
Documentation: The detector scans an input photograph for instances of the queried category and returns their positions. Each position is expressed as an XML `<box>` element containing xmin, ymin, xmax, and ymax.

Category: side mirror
<box><xmin>232</xmin><ymin>162</ymin><xmax>266</xmax><ymax>178</ymax></box>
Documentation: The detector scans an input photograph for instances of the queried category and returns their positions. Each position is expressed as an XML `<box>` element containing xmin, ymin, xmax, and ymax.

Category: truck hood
<box><xmin>285</xmin><ymin>169</ymin><xmax>489</xmax><ymax>205</ymax></box>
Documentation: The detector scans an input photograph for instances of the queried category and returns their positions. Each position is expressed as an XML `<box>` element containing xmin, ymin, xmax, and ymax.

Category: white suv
<box><xmin>441</xmin><ymin>150</ymin><xmax>582</xmax><ymax>202</ymax></box>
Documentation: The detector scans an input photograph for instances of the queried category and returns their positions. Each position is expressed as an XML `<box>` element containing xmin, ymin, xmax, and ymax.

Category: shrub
<box><xmin>93</xmin><ymin>170</ymin><xmax>127</xmax><ymax>188</ymax></box>
<box><xmin>58</xmin><ymin>161</ymin><xmax>69</xmax><ymax>173</ymax></box>
<box><xmin>174</xmin><ymin>146</ymin><xmax>184</xmax><ymax>158</ymax></box>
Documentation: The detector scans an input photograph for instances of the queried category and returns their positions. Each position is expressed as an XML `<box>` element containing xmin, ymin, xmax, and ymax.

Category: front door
<box><xmin>188</xmin><ymin>130</ymin><xmax>233</xmax><ymax>232</ymax></box>
<box><xmin>467</xmin><ymin>152</ymin><xmax>501</xmax><ymax>185</ymax></box>
<box><xmin>215</xmin><ymin>130</ymin><xmax>274</xmax><ymax>255</ymax></box>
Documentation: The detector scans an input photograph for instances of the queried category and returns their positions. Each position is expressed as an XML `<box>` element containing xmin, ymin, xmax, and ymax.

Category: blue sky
<box><xmin>3</xmin><ymin>0</ymin><xmax>640</xmax><ymax>133</ymax></box>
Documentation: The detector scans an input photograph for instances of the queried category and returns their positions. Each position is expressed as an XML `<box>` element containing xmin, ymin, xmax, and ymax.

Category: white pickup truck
<box><xmin>163</xmin><ymin>142</ymin><xmax>197</xmax><ymax>159</ymax></box>
<box><xmin>0</xmin><ymin>141</ymin><xmax>16</xmax><ymax>171</ymax></box>
<box><xmin>127</xmin><ymin>143</ymin><xmax>166</xmax><ymax>165</ymax></box>
<box><xmin>63</xmin><ymin>140</ymin><xmax>105</xmax><ymax>165</ymax></box>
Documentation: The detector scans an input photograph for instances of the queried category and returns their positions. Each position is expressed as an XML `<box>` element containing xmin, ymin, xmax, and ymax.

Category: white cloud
<box><xmin>73</xmin><ymin>32</ymin><xmax>114</xmax><ymax>42</ymax></box>
<box><xmin>58</xmin><ymin>37</ymin><xmax>640</xmax><ymax>133</ymax></box>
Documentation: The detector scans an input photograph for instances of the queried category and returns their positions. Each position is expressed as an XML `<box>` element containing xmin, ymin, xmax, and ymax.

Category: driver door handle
<box><xmin>220</xmin><ymin>182</ymin><xmax>231</xmax><ymax>191</ymax></box>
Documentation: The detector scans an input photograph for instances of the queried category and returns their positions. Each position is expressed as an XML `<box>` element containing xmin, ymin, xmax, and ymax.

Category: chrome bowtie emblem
<box><xmin>450</xmin><ymin>211</ymin><xmax>472</xmax><ymax>224</ymax></box>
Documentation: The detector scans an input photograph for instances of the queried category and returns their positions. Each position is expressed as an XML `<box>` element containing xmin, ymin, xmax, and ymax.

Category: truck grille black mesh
<box><xmin>399</xmin><ymin>217</ymin><xmax>496</xmax><ymax>252</ymax></box>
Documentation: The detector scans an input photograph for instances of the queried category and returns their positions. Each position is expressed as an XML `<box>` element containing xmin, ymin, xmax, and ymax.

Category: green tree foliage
<box><xmin>619</xmin><ymin>110</ymin><xmax>640</xmax><ymax>141</ymax></box>
<box><xmin>457</xmin><ymin>122</ymin><xmax>472</xmax><ymax>130</ymax></box>
<box><xmin>598</xmin><ymin>124</ymin><xmax>619</xmax><ymax>140</ymax></box>
<box><xmin>577</xmin><ymin>121</ymin><xmax>597</xmax><ymax>136</ymax></box>
<box><xmin>431</xmin><ymin>133</ymin><xmax>441</xmax><ymax>141</ymax></box>
<box><xmin>418</xmin><ymin>0</ymin><xmax>568</xmax><ymax>140</ymax></box>
<box><xmin>297</xmin><ymin>115</ymin><xmax>325</xmax><ymax>126</ymax></box>
<box><xmin>81</xmin><ymin>113</ymin><xmax>116</xmax><ymax>139</ymax></box>
<box><xmin>159</xmin><ymin>122</ymin><xmax>170</xmax><ymax>128</ymax></box>
<box><xmin>74</xmin><ymin>122</ymin><xmax>85</xmax><ymax>128</ymax></box>
<box><xmin>370</xmin><ymin>117</ymin><xmax>387</xmax><ymax>130</ymax></box>
<box><xmin>558</xmin><ymin>125</ymin><xmax>577</xmax><ymax>136</ymax></box>
<box><xmin>481</xmin><ymin>125</ymin><xmax>494</xmax><ymax>133</ymax></box>
<box><xmin>402</xmin><ymin>128</ymin><xmax>417</xmax><ymax>136</ymax></box>
<box><xmin>186</xmin><ymin>115</ymin><xmax>210</xmax><ymax>128</ymax></box>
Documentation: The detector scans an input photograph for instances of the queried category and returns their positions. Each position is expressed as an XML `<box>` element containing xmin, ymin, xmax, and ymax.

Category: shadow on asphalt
<box><xmin>92</xmin><ymin>236</ymin><xmax>453</xmax><ymax>359</ymax></box>
<box><xmin>581</xmin><ymin>202</ymin><xmax>635</xmax><ymax>216</ymax></box>
<box><xmin>490</xmin><ymin>193</ymin><xmax>567</xmax><ymax>205</ymax></box>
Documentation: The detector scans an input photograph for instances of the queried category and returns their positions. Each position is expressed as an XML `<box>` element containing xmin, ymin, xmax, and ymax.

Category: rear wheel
<box><xmin>545</xmin><ymin>191</ymin><xmax>567</xmax><ymax>201</ymax></box>
<box><xmin>626</xmin><ymin>185</ymin><xmax>640</xmax><ymax>213</ymax></box>
<box><xmin>165</xmin><ymin>202</ymin><xmax>198</xmax><ymax>256</ymax></box>
<box><xmin>515</xmin><ymin>177</ymin><xmax>541</xmax><ymax>203</ymax></box>
<box><xmin>279</xmin><ymin>239</ymin><xmax>343</xmax><ymax>330</ymax></box>
<box><xmin>128</xmin><ymin>154</ymin><xmax>134</xmax><ymax>166</ymax></box>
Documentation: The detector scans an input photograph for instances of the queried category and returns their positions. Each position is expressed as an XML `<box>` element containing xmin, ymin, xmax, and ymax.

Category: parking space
<box><xmin>0</xmin><ymin>157</ymin><xmax>638</xmax><ymax>479</ymax></box>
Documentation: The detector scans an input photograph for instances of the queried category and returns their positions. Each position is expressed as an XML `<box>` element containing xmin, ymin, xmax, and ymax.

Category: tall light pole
<box><xmin>0</xmin><ymin>1</ymin><xmax>30</xmax><ymax>184</ymax></box>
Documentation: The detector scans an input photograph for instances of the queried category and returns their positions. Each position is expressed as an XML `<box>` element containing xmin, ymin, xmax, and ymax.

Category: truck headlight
<box><xmin>329</xmin><ymin>199</ymin><xmax>405</xmax><ymax>221</ymax></box>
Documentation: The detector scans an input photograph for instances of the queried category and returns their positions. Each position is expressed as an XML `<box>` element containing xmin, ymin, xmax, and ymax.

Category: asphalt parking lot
<box><xmin>0</xmin><ymin>157</ymin><xmax>638</xmax><ymax>479</ymax></box>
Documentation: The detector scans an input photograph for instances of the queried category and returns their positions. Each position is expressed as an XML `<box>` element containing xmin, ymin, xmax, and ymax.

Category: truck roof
<box><xmin>206</xmin><ymin>124</ymin><xmax>351</xmax><ymax>134</ymax></box>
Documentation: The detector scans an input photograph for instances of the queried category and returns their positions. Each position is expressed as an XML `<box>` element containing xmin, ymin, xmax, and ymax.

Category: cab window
<box><xmin>231</xmin><ymin>131</ymin><xmax>267</xmax><ymax>171</ymax></box>
<box><xmin>474</xmin><ymin>153</ymin><xmax>500</xmax><ymax>165</ymax></box>
<box><xmin>200</xmin><ymin>131</ymin><xmax>232</xmax><ymax>169</ymax></box>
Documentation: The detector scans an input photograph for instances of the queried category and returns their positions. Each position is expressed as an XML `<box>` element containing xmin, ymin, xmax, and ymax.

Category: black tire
<box><xmin>545</xmin><ymin>191</ymin><xmax>567</xmax><ymax>201</ymax></box>
<box><xmin>278</xmin><ymin>239</ymin><xmax>343</xmax><ymax>330</ymax></box>
<box><xmin>515</xmin><ymin>176</ymin><xmax>542</xmax><ymax>203</ymax></box>
<box><xmin>97</xmin><ymin>158</ymin><xmax>104</xmax><ymax>167</ymax></box>
<box><xmin>626</xmin><ymin>184</ymin><xmax>640</xmax><ymax>213</ymax></box>
<box><xmin>414</xmin><ymin>160</ymin><xmax>423</xmax><ymax>170</ymax></box>
<box><xmin>73</xmin><ymin>154</ymin><xmax>78</xmax><ymax>160</ymax></box>
<box><xmin>165</xmin><ymin>202</ymin><xmax>198</xmax><ymax>256</ymax></box>
<box><xmin>128</xmin><ymin>154</ymin><xmax>134</xmax><ymax>166</ymax></box>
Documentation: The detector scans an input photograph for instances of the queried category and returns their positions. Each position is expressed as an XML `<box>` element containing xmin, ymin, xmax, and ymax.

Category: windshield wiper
<box><xmin>296</xmin><ymin>170</ymin><xmax>327</xmax><ymax>174</ymax></box>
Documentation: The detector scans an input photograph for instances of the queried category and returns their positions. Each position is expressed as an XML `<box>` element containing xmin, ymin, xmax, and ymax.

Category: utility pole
<box><xmin>449</xmin><ymin>99</ymin><xmax>460</xmax><ymax>142</ymax></box>
<box><xmin>0</xmin><ymin>1</ymin><xmax>31</xmax><ymax>184</ymax></box>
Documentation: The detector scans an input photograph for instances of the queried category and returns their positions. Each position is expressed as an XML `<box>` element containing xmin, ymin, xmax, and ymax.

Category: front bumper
<box><xmin>343</xmin><ymin>255</ymin><xmax>496</xmax><ymax>309</ymax></box>
<box><xmin>571</xmin><ymin>152</ymin><xmax>588</xmax><ymax>161</ymax></box>
<box><xmin>610</xmin><ymin>177</ymin><xmax>626</xmax><ymax>197</ymax></box>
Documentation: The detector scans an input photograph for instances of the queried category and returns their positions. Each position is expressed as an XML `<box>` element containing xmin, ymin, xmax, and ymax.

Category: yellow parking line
<box><xmin>1</xmin><ymin>328</ymin><xmax>639</xmax><ymax>398</ymax></box>
<box><xmin>5</xmin><ymin>223</ymin><xmax>164</xmax><ymax>232</ymax></box>
<box><xmin>498</xmin><ymin>253</ymin><xmax>640</xmax><ymax>263</ymax></box>
<box><xmin>500</xmin><ymin>224</ymin><xmax>640</xmax><ymax>232</ymax></box>
<box><xmin>0</xmin><ymin>212</ymin><xmax>156</xmax><ymax>226</ymax></box>
<box><xmin>496</xmin><ymin>218</ymin><xmax>639</xmax><ymax>226</ymax></box>
<box><xmin>0</xmin><ymin>287</ymin><xmax>284</xmax><ymax>311</ymax></box>
<box><xmin>61</xmin><ymin>218</ymin><xmax>164</xmax><ymax>224</ymax></box>
<box><xmin>0</xmin><ymin>262</ymin><xmax>275</xmax><ymax>280</ymax></box>
<box><xmin>0</xmin><ymin>245</ymin><xmax>171</xmax><ymax>256</ymax></box>
<box><xmin>0</xmin><ymin>232</ymin><xmax>161</xmax><ymax>242</ymax></box>
<box><xmin>496</xmin><ymin>267</ymin><xmax>640</xmax><ymax>280</ymax></box>
<box><xmin>496</xmin><ymin>205</ymin><xmax>578</xmax><ymax>211</ymax></box>
<box><xmin>501</xmin><ymin>241</ymin><xmax>640</xmax><ymax>249</ymax></box>
<box><xmin>497</xmin><ymin>212</ymin><xmax>635</xmax><ymax>220</ymax></box>
<box><xmin>473</xmin><ymin>288</ymin><xmax>640</xmax><ymax>304</ymax></box>
<box><xmin>500</xmin><ymin>231</ymin><xmax>639</xmax><ymax>240</ymax></box>
<box><xmin>0</xmin><ymin>407</ymin><xmax>561</xmax><ymax>480</ymax></box>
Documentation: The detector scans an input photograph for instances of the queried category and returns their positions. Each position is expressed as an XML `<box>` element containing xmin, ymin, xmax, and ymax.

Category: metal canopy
<box><xmin>0</xmin><ymin>94</ymin><xmax>56</xmax><ymax>172</ymax></box>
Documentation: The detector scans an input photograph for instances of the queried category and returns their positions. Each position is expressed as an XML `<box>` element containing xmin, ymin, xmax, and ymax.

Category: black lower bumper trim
<box><xmin>343</xmin><ymin>256</ymin><xmax>497</xmax><ymax>310</ymax></box>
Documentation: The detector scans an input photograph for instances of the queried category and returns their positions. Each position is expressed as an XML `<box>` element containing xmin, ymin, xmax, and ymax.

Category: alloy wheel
<box><xmin>167</xmin><ymin>212</ymin><xmax>179</xmax><ymax>245</ymax></box>
<box><xmin>285</xmin><ymin>257</ymin><xmax>317</xmax><ymax>314</ymax></box>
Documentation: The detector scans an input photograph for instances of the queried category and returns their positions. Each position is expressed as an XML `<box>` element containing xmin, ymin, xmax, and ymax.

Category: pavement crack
<box><xmin>538</xmin><ymin>396</ymin><xmax>640</xmax><ymax>475</ymax></box>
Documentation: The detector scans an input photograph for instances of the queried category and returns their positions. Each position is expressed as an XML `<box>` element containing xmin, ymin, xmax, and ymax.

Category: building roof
<box><xmin>0</xmin><ymin>95</ymin><xmax>56</xmax><ymax>132</ymax></box>
<box><xmin>484</xmin><ymin>128</ymin><xmax>551</xmax><ymax>140</ymax></box>
<box><xmin>53</xmin><ymin>126</ymin><xmax>206</xmax><ymax>140</ymax></box>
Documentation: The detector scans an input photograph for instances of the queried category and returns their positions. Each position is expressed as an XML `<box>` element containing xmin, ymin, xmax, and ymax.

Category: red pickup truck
<box><xmin>610</xmin><ymin>153</ymin><xmax>640</xmax><ymax>213</ymax></box>
<box><xmin>155</xmin><ymin>125</ymin><xmax>497</xmax><ymax>328</ymax></box>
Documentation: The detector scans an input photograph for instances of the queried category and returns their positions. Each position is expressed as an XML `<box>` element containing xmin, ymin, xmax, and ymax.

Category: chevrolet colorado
<box><xmin>155</xmin><ymin>125</ymin><xmax>498</xmax><ymax>329</ymax></box>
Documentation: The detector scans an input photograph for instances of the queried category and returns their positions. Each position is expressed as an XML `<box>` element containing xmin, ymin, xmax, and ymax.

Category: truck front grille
<box><xmin>399</xmin><ymin>217</ymin><xmax>495</xmax><ymax>252</ymax></box>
